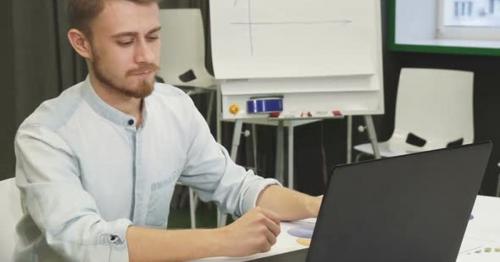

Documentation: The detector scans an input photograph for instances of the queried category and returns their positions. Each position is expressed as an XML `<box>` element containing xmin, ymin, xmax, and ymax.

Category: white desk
<box><xmin>457</xmin><ymin>195</ymin><xmax>500</xmax><ymax>261</ymax></box>
<box><xmin>196</xmin><ymin>195</ymin><xmax>500</xmax><ymax>262</ymax></box>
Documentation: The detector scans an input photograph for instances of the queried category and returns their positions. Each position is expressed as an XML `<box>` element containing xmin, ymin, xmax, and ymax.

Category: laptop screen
<box><xmin>307</xmin><ymin>142</ymin><xmax>492</xmax><ymax>262</ymax></box>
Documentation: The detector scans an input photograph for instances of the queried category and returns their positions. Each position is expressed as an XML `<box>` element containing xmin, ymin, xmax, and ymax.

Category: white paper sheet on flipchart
<box><xmin>210</xmin><ymin>0</ymin><xmax>380</xmax><ymax>79</ymax></box>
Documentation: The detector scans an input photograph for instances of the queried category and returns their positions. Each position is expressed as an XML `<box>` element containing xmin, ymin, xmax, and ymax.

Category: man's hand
<box><xmin>216</xmin><ymin>207</ymin><xmax>281</xmax><ymax>257</ymax></box>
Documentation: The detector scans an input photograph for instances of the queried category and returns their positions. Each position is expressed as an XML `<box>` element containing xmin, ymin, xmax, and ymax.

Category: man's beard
<box><xmin>92</xmin><ymin>54</ymin><xmax>159</xmax><ymax>99</ymax></box>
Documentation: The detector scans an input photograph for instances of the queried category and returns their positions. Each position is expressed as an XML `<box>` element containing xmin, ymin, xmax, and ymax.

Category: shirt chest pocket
<box><xmin>145</xmin><ymin>169</ymin><xmax>180</xmax><ymax>227</ymax></box>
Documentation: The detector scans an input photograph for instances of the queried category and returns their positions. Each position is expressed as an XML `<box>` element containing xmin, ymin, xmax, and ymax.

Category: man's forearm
<box><xmin>126</xmin><ymin>186</ymin><xmax>320</xmax><ymax>261</ymax></box>
<box><xmin>127</xmin><ymin>226</ymin><xmax>226</xmax><ymax>261</ymax></box>
<box><xmin>256</xmin><ymin>185</ymin><xmax>322</xmax><ymax>221</ymax></box>
<box><xmin>127</xmin><ymin>205</ymin><xmax>283</xmax><ymax>261</ymax></box>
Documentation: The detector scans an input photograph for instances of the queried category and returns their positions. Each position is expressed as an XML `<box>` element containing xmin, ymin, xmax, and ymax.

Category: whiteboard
<box><xmin>210</xmin><ymin>0</ymin><xmax>380</xmax><ymax>79</ymax></box>
<box><xmin>210</xmin><ymin>0</ymin><xmax>384</xmax><ymax>119</ymax></box>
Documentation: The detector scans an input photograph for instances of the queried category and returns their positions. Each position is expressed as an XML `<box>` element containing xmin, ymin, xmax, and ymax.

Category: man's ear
<box><xmin>67</xmin><ymin>29</ymin><xmax>93</xmax><ymax>60</ymax></box>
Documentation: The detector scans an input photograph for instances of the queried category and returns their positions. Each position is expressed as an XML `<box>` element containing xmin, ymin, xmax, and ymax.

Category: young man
<box><xmin>14</xmin><ymin>0</ymin><xmax>321</xmax><ymax>261</ymax></box>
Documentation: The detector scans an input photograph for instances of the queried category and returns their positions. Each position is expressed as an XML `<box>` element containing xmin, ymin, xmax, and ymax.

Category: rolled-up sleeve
<box><xmin>15</xmin><ymin>125</ymin><xmax>132</xmax><ymax>261</ymax></box>
<box><xmin>178</xmin><ymin>98</ymin><xmax>280</xmax><ymax>217</ymax></box>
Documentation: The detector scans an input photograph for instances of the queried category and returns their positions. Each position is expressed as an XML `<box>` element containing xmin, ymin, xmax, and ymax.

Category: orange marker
<box><xmin>229</xmin><ymin>104</ymin><xmax>240</xmax><ymax>115</ymax></box>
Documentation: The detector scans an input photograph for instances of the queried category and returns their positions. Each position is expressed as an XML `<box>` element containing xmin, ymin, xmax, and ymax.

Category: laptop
<box><xmin>251</xmin><ymin>142</ymin><xmax>492</xmax><ymax>262</ymax></box>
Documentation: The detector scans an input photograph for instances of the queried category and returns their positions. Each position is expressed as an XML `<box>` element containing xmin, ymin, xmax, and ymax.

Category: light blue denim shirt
<box><xmin>14</xmin><ymin>78</ymin><xmax>278</xmax><ymax>261</ymax></box>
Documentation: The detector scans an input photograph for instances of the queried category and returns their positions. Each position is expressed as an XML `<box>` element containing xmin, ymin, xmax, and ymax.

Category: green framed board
<box><xmin>388</xmin><ymin>0</ymin><xmax>500</xmax><ymax>57</ymax></box>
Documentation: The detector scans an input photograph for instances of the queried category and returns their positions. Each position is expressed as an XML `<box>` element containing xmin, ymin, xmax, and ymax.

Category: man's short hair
<box><xmin>68</xmin><ymin>0</ymin><xmax>160</xmax><ymax>36</ymax></box>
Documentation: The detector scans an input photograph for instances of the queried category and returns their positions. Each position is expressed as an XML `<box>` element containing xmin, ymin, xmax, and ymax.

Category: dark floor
<box><xmin>168</xmin><ymin>202</ymin><xmax>218</xmax><ymax>229</ymax></box>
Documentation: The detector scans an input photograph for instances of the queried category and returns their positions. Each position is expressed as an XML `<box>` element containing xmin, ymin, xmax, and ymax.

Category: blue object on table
<box><xmin>247</xmin><ymin>97</ymin><xmax>283</xmax><ymax>114</ymax></box>
<box><xmin>288</xmin><ymin>224</ymin><xmax>315</xmax><ymax>239</ymax></box>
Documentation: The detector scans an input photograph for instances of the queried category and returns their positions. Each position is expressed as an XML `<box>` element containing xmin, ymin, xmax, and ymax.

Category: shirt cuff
<box><xmin>242</xmin><ymin>178</ymin><xmax>282</xmax><ymax>215</ymax></box>
<box><xmin>106</xmin><ymin>218</ymin><xmax>133</xmax><ymax>261</ymax></box>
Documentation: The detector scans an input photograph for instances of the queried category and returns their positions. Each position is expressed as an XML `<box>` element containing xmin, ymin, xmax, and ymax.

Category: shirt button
<box><xmin>109</xmin><ymin>234</ymin><xmax>123</xmax><ymax>245</ymax></box>
<box><xmin>128</xmin><ymin>119</ymin><xmax>134</xmax><ymax>126</ymax></box>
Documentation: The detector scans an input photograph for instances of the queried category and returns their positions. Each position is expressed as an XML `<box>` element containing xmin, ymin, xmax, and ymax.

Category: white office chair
<box><xmin>0</xmin><ymin>178</ymin><xmax>22</xmax><ymax>261</ymax></box>
<box><xmin>158</xmin><ymin>9</ymin><xmax>217</xmax><ymax>122</ymax></box>
<box><xmin>158</xmin><ymin>8</ymin><xmax>216</xmax><ymax>90</ymax></box>
<box><xmin>354</xmin><ymin>68</ymin><xmax>474</xmax><ymax>159</ymax></box>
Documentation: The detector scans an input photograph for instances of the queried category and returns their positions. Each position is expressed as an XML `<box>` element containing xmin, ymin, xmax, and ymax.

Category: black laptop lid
<box><xmin>307</xmin><ymin>142</ymin><xmax>492</xmax><ymax>262</ymax></box>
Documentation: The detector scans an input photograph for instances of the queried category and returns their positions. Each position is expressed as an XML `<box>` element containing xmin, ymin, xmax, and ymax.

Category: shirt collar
<box><xmin>81</xmin><ymin>76</ymin><xmax>150</xmax><ymax>129</ymax></box>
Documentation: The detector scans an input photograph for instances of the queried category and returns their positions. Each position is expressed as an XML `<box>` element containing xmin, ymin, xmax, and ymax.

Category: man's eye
<box><xmin>147</xmin><ymin>35</ymin><xmax>159</xmax><ymax>41</ymax></box>
<box><xmin>117</xmin><ymin>40</ymin><xmax>133</xmax><ymax>46</ymax></box>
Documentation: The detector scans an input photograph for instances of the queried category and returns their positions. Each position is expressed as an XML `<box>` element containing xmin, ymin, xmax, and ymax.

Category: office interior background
<box><xmin>1</xmin><ymin>0</ymin><xmax>500</xmax><ymax>197</ymax></box>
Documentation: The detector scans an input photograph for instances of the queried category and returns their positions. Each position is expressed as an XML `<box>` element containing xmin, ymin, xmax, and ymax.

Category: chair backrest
<box><xmin>158</xmin><ymin>9</ymin><xmax>215</xmax><ymax>88</ymax></box>
<box><xmin>0</xmin><ymin>178</ymin><xmax>22</xmax><ymax>261</ymax></box>
<box><xmin>392</xmin><ymin>68</ymin><xmax>474</xmax><ymax>151</ymax></box>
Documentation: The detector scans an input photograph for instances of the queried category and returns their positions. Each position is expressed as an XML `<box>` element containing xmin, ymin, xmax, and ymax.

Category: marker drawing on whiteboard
<box><xmin>247</xmin><ymin>0</ymin><xmax>254</xmax><ymax>56</ymax></box>
<box><xmin>231</xmin><ymin>0</ymin><xmax>253</xmax><ymax>55</ymax></box>
<box><xmin>230</xmin><ymin>0</ymin><xmax>352</xmax><ymax>56</ymax></box>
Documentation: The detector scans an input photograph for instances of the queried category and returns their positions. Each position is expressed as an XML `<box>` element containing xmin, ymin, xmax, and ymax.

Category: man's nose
<box><xmin>134</xmin><ymin>39</ymin><xmax>155</xmax><ymax>64</ymax></box>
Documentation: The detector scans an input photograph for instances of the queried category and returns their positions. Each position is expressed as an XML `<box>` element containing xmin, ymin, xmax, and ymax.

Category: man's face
<box><xmin>88</xmin><ymin>1</ymin><xmax>161</xmax><ymax>98</ymax></box>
